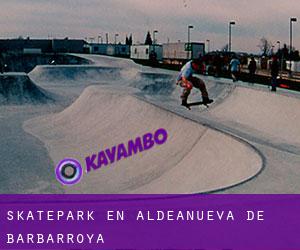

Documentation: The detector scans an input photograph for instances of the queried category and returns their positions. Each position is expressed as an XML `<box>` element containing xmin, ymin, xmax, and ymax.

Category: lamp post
<box><xmin>152</xmin><ymin>30</ymin><xmax>158</xmax><ymax>54</ymax></box>
<box><xmin>229</xmin><ymin>21</ymin><xmax>236</xmax><ymax>52</ymax></box>
<box><xmin>188</xmin><ymin>25</ymin><xmax>194</xmax><ymax>59</ymax></box>
<box><xmin>153</xmin><ymin>30</ymin><xmax>158</xmax><ymax>45</ymax></box>
<box><xmin>114</xmin><ymin>34</ymin><xmax>119</xmax><ymax>45</ymax></box>
<box><xmin>277</xmin><ymin>41</ymin><xmax>283</xmax><ymax>78</ymax></box>
<box><xmin>289</xmin><ymin>17</ymin><xmax>297</xmax><ymax>77</ymax></box>
<box><xmin>206</xmin><ymin>39</ymin><xmax>210</xmax><ymax>53</ymax></box>
<box><xmin>106</xmin><ymin>33</ymin><xmax>109</xmax><ymax>44</ymax></box>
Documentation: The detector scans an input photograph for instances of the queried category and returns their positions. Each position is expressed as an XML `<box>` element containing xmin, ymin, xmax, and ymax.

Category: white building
<box><xmin>286</xmin><ymin>61</ymin><xmax>300</xmax><ymax>73</ymax></box>
<box><xmin>87</xmin><ymin>43</ymin><xmax>130</xmax><ymax>57</ymax></box>
<box><xmin>130</xmin><ymin>45</ymin><xmax>163</xmax><ymax>61</ymax></box>
<box><xmin>163</xmin><ymin>42</ymin><xmax>205</xmax><ymax>63</ymax></box>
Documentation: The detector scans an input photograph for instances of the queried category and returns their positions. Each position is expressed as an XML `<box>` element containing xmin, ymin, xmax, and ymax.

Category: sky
<box><xmin>0</xmin><ymin>0</ymin><xmax>299</xmax><ymax>53</ymax></box>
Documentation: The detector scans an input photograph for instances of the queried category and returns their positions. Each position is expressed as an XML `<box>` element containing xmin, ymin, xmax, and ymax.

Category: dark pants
<box><xmin>271</xmin><ymin>76</ymin><xmax>277</xmax><ymax>91</ymax></box>
<box><xmin>179</xmin><ymin>76</ymin><xmax>209</xmax><ymax>102</ymax></box>
<box><xmin>249</xmin><ymin>72</ymin><xmax>255</xmax><ymax>82</ymax></box>
<box><xmin>231</xmin><ymin>71</ymin><xmax>239</xmax><ymax>82</ymax></box>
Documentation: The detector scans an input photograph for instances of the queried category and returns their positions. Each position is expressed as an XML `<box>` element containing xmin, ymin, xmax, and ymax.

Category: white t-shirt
<box><xmin>177</xmin><ymin>61</ymin><xmax>195</xmax><ymax>81</ymax></box>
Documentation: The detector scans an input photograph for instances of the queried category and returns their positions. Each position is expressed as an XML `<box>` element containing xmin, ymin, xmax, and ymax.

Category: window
<box><xmin>134</xmin><ymin>48</ymin><xmax>137</xmax><ymax>54</ymax></box>
<box><xmin>122</xmin><ymin>47</ymin><xmax>126</xmax><ymax>52</ymax></box>
<box><xmin>146</xmin><ymin>48</ymin><xmax>149</xmax><ymax>54</ymax></box>
<box><xmin>94</xmin><ymin>47</ymin><xmax>99</xmax><ymax>52</ymax></box>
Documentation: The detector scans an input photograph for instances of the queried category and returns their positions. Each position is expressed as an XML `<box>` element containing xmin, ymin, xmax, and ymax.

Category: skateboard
<box><xmin>182</xmin><ymin>100</ymin><xmax>214</xmax><ymax>110</ymax></box>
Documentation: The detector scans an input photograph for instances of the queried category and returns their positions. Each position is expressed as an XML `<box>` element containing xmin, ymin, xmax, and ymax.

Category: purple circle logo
<box><xmin>55</xmin><ymin>158</ymin><xmax>83</xmax><ymax>185</ymax></box>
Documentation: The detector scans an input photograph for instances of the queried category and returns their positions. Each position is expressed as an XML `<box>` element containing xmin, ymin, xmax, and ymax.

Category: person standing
<box><xmin>229</xmin><ymin>55</ymin><xmax>240</xmax><ymax>82</ymax></box>
<box><xmin>213</xmin><ymin>54</ymin><xmax>222</xmax><ymax>77</ymax></box>
<box><xmin>248</xmin><ymin>57</ymin><xmax>257</xmax><ymax>82</ymax></box>
<box><xmin>270</xmin><ymin>56</ymin><xmax>279</xmax><ymax>92</ymax></box>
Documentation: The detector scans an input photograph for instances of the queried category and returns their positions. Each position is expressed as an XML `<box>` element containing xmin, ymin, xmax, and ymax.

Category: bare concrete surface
<box><xmin>210</xmin><ymin>87</ymin><xmax>300</xmax><ymax>146</ymax></box>
<box><xmin>24</xmin><ymin>86</ymin><xmax>261</xmax><ymax>194</ymax></box>
<box><xmin>0</xmin><ymin>105</ymin><xmax>63</xmax><ymax>194</ymax></box>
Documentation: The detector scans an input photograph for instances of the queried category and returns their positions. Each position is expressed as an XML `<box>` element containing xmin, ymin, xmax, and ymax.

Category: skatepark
<box><xmin>1</xmin><ymin>54</ymin><xmax>300</xmax><ymax>194</ymax></box>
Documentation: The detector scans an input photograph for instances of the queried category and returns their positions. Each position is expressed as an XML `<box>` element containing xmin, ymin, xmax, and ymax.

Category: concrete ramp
<box><xmin>131</xmin><ymin>72</ymin><xmax>176</xmax><ymax>95</ymax></box>
<box><xmin>29</xmin><ymin>65</ymin><xmax>123</xmax><ymax>84</ymax></box>
<box><xmin>28</xmin><ymin>62</ymin><xmax>178</xmax><ymax>99</ymax></box>
<box><xmin>211</xmin><ymin>87</ymin><xmax>300</xmax><ymax>146</ymax></box>
<box><xmin>24</xmin><ymin>86</ymin><xmax>262</xmax><ymax>194</ymax></box>
<box><xmin>0</xmin><ymin>73</ymin><xmax>51</xmax><ymax>105</ymax></box>
<box><xmin>74</xmin><ymin>54</ymin><xmax>142</xmax><ymax>69</ymax></box>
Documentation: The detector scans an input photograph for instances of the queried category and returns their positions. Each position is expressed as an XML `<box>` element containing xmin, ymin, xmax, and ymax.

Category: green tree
<box><xmin>145</xmin><ymin>31</ymin><xmax>152</xmax><ymax>45</ymax></box>
<box><xmin>129</xmin><ymin>34</ymin><xmax>133</xmax><ymax>45</ymax></box>
<box><xmin>258</xmin><ymin>37</ymin><xmax>272</xmax><ymax>56</ymax></box>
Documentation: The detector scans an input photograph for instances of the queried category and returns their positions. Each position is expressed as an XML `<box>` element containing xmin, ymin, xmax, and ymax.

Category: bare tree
<box><xmin>221</xmin><ymin>44</ymin><xmax>229</xmax><ymax>52</ymax></box>
<box><xmin>258</xmin><ymin>37</ymin><xmax>272</xmax><ymax>56</ymax></box>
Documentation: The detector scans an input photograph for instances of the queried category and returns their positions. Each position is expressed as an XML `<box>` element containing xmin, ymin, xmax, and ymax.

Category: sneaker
<box><xmin>181</xmin><ymin>100</ymin><xmax>188</xmax><ymax>106</ymax></box>
<box><xmin>181</xmin><ymin>100</ymin><xmax>191</xmax><ymax>110</ymax></box>
<box><xmin>202</xmin><ymin>97</ymin><xmax>213</xmax><ymax>104</ymax></box>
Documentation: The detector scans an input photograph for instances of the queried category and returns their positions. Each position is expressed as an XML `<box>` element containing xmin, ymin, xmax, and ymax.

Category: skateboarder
<box><xmin>176</xmin><ymin>59</ymin><xmax>212</xmax><ymax>108</ymax></box>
